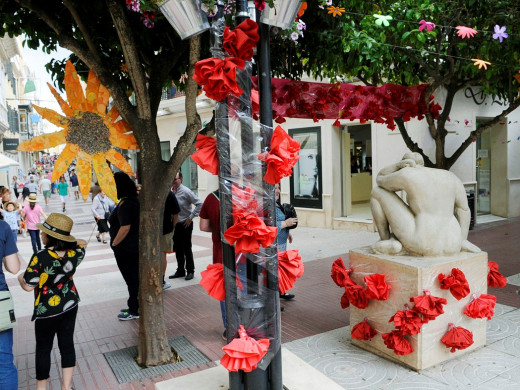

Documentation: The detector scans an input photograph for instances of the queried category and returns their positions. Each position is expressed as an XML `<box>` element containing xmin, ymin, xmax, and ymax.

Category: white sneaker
<box><xmin>162</xmin><ymin>282</ymin><xmax>171</xmax><ymax>290</ymax></box>
<box><xmin>23</xmin><ymin>232</ymin><xmax>27</xmax><ymax>238</ymax></box>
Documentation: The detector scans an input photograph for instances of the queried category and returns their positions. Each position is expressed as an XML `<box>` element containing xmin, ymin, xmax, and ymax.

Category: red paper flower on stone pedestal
<box><xmin>191</xmin><ymin>133</ymin><xmax>219</xmax><ymax>175</ymax></box>
<box><xmin>224</xmin><ymin>211</ymin><xmax>277</xmax><ymax>254</ymax></box>
<box><xmin>441</xmin><ymin>323</ymin><xmax>474</xmax><ymax>353</ymax></box>
<box><xmin>351</xmin><ymin>318</ymin><xmax>378</xmax><ymax>340</ymax></box>
<box><xmin>278</xmin><ymin>250</ymin><xmax>304</xmax><ymax>294</ymax></box>
<box><xmin>345</xmin><ymin>284</ymin><xmax>369</xmax><ymax>309</ymax></box>
<box><xmin>438</xmin><ymin>268</ymin><xmax>470</xmax><ymax>300</ymax></box>
<box><xmin>340</xmin><ymin>289</ymin><xmax>350</xmax><ymax>309</ymax></box>
<box><xmin>382</xmin><ymin>330</ymin><xmax>414</xmax><ymax>356</ymax></box>
<box><xmin>488</xmin><ymin>261</ymin><xmax>507</xmax><ymax>288</ymax></box>
<box><xmin>389</xmin><ymin>304</ymin><xmax>423</xmax><ymax>336</ymax></box>
<box><xmin>464</xmin><ymin>293</ymin><xmax>497</xmax><ymax>320</ymax></box>
<box><xmin>331</xmin><ymin>257</ymin><xmax>355</xmax><ymax>288</ymax></box>
<box><xmin>221</xmin><ymin>325</ymin><xmax>270</xmax><ymax>372</ymax></box>
<box><xmin>410</xmin><ymin>289</ymin><xmax>447</xmax><ymax>323</ymax></box>
<box><xmin>257</xmin><ymin>125</ymin><xmax>301</xmax><ymax>185</ymax></box>
<box><xmin>364</xmin><ymin>273</ymin><xmax>392</xmax><ymax>301</ymax></box>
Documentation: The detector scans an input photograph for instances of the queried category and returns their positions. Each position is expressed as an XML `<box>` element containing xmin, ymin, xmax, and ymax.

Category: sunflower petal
<box><xmin>47</xmin><ymin>83</ymin><xmax>74</xmax><ymax>117</ymax></box>
<box><xmin>92</xmin><ymin>153</ymin><xmax>117</xmax><ymax>201</ymax></box>
<box><xmin>96</xmin><ymin>84</ymin><xmax>110</xmax><ymax>115</ymax></box>
<box><xmin>110</xmin><ymin>119</ymin><xmax>133</xmax><ymax>135</ymax></box>
<box><xmin>32</xmin><ymin>105</ymin><xmax>69</xmax><ymax>128</ymax></box>
<box><xmin>110</xmin><ymin>133</ymin><xmax>139</xmax><ymax>150</ymax></box>
<box><xmin>105</xmin><ymin>105</ymin><xmax>120</xmax><ymax>123</ymax></box>
<box><xmin>105</xmin><ymin>149</ymin><xmax>133</xmax><ymax>175</ymax></box>
<box><xmin>52</xmin><ymin>143</ymin><xmax>80</xmax><ymax>182</ymax></box>
<box><xmin>64</xmin><ymin>61</ymin><xmax>87</xmax><ymax>113</ymax></box>
<box><xmin>85</xmin><ymin>71</ymin><xmax>101</xmax><ymax>112</ymax></box>
<box><xmin>76</xmin><ymin>151</ymin><xmax>92</xmax><ymax>201</ymax></box>
<box><xmin>18</xmin><ymin>131</ymin><xmax>67</xmax><ymax>152</ymax></box>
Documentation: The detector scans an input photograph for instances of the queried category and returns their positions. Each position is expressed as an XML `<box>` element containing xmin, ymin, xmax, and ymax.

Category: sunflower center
<box><xmin>66</xmin><ymin>112</ymin><xmax>111</xmax><ymax>155</ymax></box>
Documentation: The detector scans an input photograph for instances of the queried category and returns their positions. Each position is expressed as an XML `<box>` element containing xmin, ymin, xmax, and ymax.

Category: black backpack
<box><xmin>281</xmin><ymin>203</ymin><xmax>297</xmax><ymax>229</ymax></box>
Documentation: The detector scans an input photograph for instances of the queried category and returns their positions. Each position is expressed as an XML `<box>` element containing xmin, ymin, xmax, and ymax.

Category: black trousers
<box><xmin>173</xmin><ymin>221</ymin><xmax>194</xmax><ymax>274</ymax></box>
<box><xmin>113</xmin><ymin>246</ymin><xmax>139</xmax><ymax>315</ymax></box>
<box><xmin>35</xmin><ymin>305</ymin><xmax>78</xmax><ymax>380</ymax></box>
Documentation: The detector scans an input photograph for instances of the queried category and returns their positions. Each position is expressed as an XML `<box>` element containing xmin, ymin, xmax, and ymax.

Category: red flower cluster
<box><xmin>351</xmin><ymin>318</ymin><xmax>378</xmax><ymax>341</ymax></box>
<box><xmin>488</xmin><ymin>261</ymin><xmax>507</xmax><ymax>288</ymax></box>
<box><xmin>223</xmin><ymin>19</ymin><xmax>259</xmax><ymax>62</ymax></box>
<box><xmin>331</xmin><ymin>257</ymin><xmax>354</xmax><ymax>287</ymax></box>
<box><xmin>441</xmin><ymin>323</ymin><xmax>474</xmax><ymax>353</ymax></box>
<box><xmin>364</xmin><ymin>273</ymin><xmax>392</xmax><ymax>300</ymax></box>
<box><xmin>224</xmin><ymin>211</ymin><xmax>277</xmax><ymax>254</ymax></box>
<box><xmin>389</xmin><ymin>304</ymin><xmax>423</xmax><ymax>336</ymax></box>
<box><xmin>278</xmin><ymin>250</ymin><xmax>304</xmax><ymax>294</ymax></box>
<box><xmin>382</xmin><ymin>330</ymin><xmax>414</xmax><ymax>356</ymax></box>
<box><xmin>191</xmin><ymin>134</ymin><xmax>219</xmax><ymax>175</ymax></box>
<box><xmin>464</xmin><ymin>293</ymin><xmax>496</xmax><ymax>320</ymax></box>
<box><xmin>409</xmin><ymin>289</ymin><xmax>447</xmax><ymax>323</ymax></box>
<box><xmin>437</xmin><ymin>268</ymin><xmax>470</xmax><ymax>300</ymax></box>
<box><xmin>221</xmin><ymin>325</ymin><xmax>270</xmax><ymax>372</ymax></box>
<box><xmin>257</xmin><ymin>125</ymin><xmax>301</xmax><ymax>184</ymax></box>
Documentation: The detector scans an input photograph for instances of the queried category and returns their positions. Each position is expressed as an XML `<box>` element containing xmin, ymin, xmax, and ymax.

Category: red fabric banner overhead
<box><xmin>251</xmin><ymin>77</ymin><xmax>441</xmax><ymax>130</ymax></box>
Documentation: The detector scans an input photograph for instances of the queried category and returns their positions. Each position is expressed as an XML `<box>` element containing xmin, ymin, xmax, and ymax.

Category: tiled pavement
<box><xmin>7</xmin><ymin>193</ymin><xmax>520</xmax><ymax>389</ymax></box>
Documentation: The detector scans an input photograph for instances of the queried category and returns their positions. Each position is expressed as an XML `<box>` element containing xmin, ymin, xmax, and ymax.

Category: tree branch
<box><xmin>395</xmin><ymin>118</ymin><xmax>435</xmax><ymax>167</ymax></box>
<box><xmin>396</xmin><ymin>47</ymin><xmax>437</xmax><ymax>80</ymax></box>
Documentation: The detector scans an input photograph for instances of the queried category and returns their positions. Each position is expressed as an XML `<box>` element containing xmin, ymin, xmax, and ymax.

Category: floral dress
<box><xmin>23</xmin><ymin>246</ymin><xmax>85</xmax><ymax>321</ymax></box>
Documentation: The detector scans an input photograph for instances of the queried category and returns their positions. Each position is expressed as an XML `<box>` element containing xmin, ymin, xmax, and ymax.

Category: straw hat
<box><xmin>28</xmin><ymin>193</ymin><xmax>39</xmax><ymax>203</ymax></box>
<box><xmin>37</xmin><ymin>213</ymin><xmax>77</xmax><ymax>242</ymax></box>
<box><xmin>4</xmin><ymin>201</ymin><xmax>17</xmax><ymax>210</ymax></box>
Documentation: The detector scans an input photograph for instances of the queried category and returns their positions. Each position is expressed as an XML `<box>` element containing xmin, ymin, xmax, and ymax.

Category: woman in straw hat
<box><xmin>21</xmin><ymin>194</ymin><xmax>47</xmax><ymax>253</ymax></box>
<box><xmin>18</xmin><ymin>213</ymin><xmax>86</xmax><ymax>390</ymax></box>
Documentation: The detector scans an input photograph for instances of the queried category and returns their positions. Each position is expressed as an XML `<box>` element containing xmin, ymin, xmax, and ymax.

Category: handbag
<box><xmin>281</xmin><ymin>203</ymin><xmax>298</xmax><ymax>230</ymax></box>
<box><xmin>0</xmin><ymin>290</ymin><xmax>16</xmax><ymax>332</ymax></box>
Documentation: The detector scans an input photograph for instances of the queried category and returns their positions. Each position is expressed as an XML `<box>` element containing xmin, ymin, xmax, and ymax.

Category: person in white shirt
<box><xmin>40</xmin><ymin>176</ymin><xmax>52</xmax><ymax>206</ymax></box>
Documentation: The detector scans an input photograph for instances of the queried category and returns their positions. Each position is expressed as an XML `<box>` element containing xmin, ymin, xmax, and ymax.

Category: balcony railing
<box><xmin>161</xmin><ymin>87</ymin><xmax>186</xmax><ymax>101</ymax></box>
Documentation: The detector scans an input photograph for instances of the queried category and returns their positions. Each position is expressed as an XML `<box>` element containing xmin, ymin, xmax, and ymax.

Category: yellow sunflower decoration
<box><xmin>18</xmin><ymin>61</ymin><xmax>138</xmax><ymax>201</ymax></box>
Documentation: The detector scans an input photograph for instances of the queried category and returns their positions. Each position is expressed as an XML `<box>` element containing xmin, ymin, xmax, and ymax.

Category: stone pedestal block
<box><xmin>349</xmin><ymin>247</ymin><xmax>488</xmax><ymax>371</ymax></box>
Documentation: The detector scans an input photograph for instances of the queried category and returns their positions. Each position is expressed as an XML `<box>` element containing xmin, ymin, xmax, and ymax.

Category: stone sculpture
<box><xmin>371</xmin><ymin>152</ymin><xmax>480</xmax><ymax>256</ymax></box>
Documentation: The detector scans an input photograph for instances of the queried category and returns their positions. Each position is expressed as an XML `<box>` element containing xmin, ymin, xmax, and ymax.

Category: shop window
<box><xmin>181</xmin><ymin>157</ymin><xmax>198</xmax><ymax>195</ymax></box>
<box><xmin>160</xmin><ymin>141</ymin><xmax>171</xmax><ymax>161</ymax></box>
<box><xmin>289</xmin><ymin>127</ymin><xmax>322</xmax><ymax>209</ymax></box>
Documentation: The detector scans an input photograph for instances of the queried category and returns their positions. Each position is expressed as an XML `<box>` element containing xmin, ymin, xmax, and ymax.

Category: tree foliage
<box><xmin>270</xmin><ymin>0</ymin><xmax>520</xmax><ymax>169</ymax></box>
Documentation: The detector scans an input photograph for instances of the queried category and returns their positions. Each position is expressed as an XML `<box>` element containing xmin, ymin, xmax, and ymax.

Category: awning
<box><xmin>0</xmin><ymin>153</ymin><xmax>19</xmax><ymax>170</ymax></box>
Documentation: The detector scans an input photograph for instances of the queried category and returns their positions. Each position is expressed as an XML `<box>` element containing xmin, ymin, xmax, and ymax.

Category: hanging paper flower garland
<box><xmin>327</xmin><ymin>6</ymin><xmax>345</xmax><ymax>17</ymax></box>
<box><xmin>441</xmin><ymin>323</ymin><xmax>474</xmax><ymax>353</ymax></box>
<box><xmin>418</xmin><ymin>20</ymin><xmax>435</xmax><ymax>32</ymax></box>
<box><xmin>488</xmin><ymin>261</ymin><xmax>507</xmax><ymax>288</ymax></box>
<box><xmin>464</xmin><ymin>293</ymin><xmax>496</xmax><ymax>320</ymax></box>
<box><xmin>456</xmin><ymin>26</ymin><xmax>478</xmax><ymax>39</ymax></box>
<box><xmin>18</xmin><ymin>61</ymin><xmax>137</xmax><ymax>201</ymax></box>
<box><xmin>351</xmin><ymin>318</ymin><xmax>378</xmax><ymax>341</ymax></box>
<box><xmin>472</xmin><ymin>59</ymin><xmax>492</xmax><ymax>70</ymax></box>
<box><xmin>221</xmin><ymin>325</ymin><xmax>270</xmax><ymax>372</ymax></box>
<box><xmin>374</xmin><ymin>14</ymin><xmax>393</xmax><ymax>27</ymax></box>
<box><xmin>493</xmin><ymin>25</ymin><xmax>509</xmax><ymax>42</ymax></box>
<box><xmin>191</xmin><ymin>133</ymin><xmax>219</xmax><ymax>175</ymax></box>
<box><xmin>437</xmin><ymin>268</ymin><xmax>470</xmax><ymax>300</ymax></box>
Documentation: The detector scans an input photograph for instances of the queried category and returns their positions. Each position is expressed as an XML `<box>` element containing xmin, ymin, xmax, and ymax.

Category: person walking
<box><xmin>69</xmin><ymin>171</ymin><xmax>79</xmax><ymax>200</ymax></box>
<box><xmin>57</xmin><ymin>176</ymin><xmax>69</xmax><ymax>212</ymax></box>
<box><xmin>1</xmin><ymin>202</ymin><xmax>21</xmax><ymax>243</ymax></box>
<box><xmin>39</xmin><ymin>175</ymin><xmax>52</xmax><ymax>207</ymax></box>
<box><xmin>91</xmin><ymin>191</ymin><xmax>110</xmax><ymax>244</ymax></box>
<box><xmin>0</xmin><ymin>216</ymin><xmax>21</xmax><ymax>390</ymax></box>
<box><xmin>27</xmin><ymin>176</ymin><xmax>39</xmax><ymax>194</ymax></box>
<box><xmin>11</xmin><ymin>176</ymin><xmax>19</xmax><ymax>199</ymax></box>
<box><xmin>109</xmin><ymin>172</ymin><xmax>140</xmax><ymax>320</ymax></box>
<box><xmin>168</xmin><ymin>172</ymin><xmax>202</xmax><ymax>281</ymax></box>
<box><xmin>21</xmin><ymin>194</ymin><xmax>47</xmax><ymax>254</ymax></box>
<box><xmin>18</xmin><ymin>213</ymin><xmax>86</xmax><ymax>390</ymax></box>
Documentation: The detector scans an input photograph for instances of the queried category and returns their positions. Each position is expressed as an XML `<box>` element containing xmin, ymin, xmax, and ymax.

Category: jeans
<box><xmin>220</xmin><ymin>301</ymin><xmax>226</xmax><ymax>328</ymax></box>
<box><xmin>35</xmin><ymin>305</ymin><xmax>78</xmax><ymax>380</ymax></box>
<box><xmin>11</xmin><ymin>230</ymin><xmax>17</xmax><ymax>243</ymax></box>
<box><xmin>173</xmin><ymin>221</ymin><xmax>194</xmax><ymax>274</ymax></box>
<box><xmin>0</xmin><ymin>329</ymin><xmax>18</xmax><ymax>390</ymax></box>
<box><xmin>29</xmin><ymin>229</ymin><xmax>41</xmax><ymax>253</ymax></box>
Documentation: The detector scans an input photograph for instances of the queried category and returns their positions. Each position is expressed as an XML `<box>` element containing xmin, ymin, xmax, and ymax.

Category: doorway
<box><xmin>476</xmin><ymin>127</ymin><xmax>491</xmax><ymax>215</ymax></box>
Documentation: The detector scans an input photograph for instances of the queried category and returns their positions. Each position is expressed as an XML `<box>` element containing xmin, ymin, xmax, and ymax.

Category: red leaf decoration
<box><xmin>223</xmin><ymin>19</ymin><xmax>260</xmax><ymax>62</ymax></box>
<box><xmin>464</xmin><ymin>293</ymin><xmax>497</xmax><ymax>320</ymax></box>
<box><xmin>345</xmin><ymin>284</ymin><xmax>369</xmax><ymax>309</ymax></box>
<box><xmin>278</xmin><ymin>250</ymin><xmax>304</xmax><ymax>294</ymax></box>
<box><xmin>221</xmin><ymin>325</ymin><xmax>270</xmax><ymax>372</ymax></box>
<box><xmin>437</xmin><ymin>268</ymin><xmax>470</xmax><ymax>300</ymax></box>
<box><xmin>257</xmin><ymin>125</ymin><xmax>301</xmax><ymax>185</ymax></box>
<box><xmin>200</xmin><ymin>263</ymin><xmax>226</xmax><ymax>301</ymax></box>
<box><xmin>351</xmin><ymin>318</ymin><xmax>378</xmax><ymax>340</ymax></box>
<box><xmin>382</xmin><ymin>330</ymin><xmax>414</xmax><ymax>356</ymax></box>
<box><xmin>364</xmin><ymin>273</ymin><xmax>392</xmax><ymax>300</ymax></box>
<box><xmin>331</xmin><ymin>257</ymin><xmax>355</xmax><ymax>288</ymax></box>
<box><xmin>488</xmin><ymin>261</ymin><xmax>507</xmax><ymax>288</ymax></box>
<box><xmin>191</xmin><ymin>134</ymin><xmax>219</xmax><ymax>175</ymax></box>
<box><xmin>193</xmin><ymin>57</ymin><xmax>245</xmax><ymax>101</ymax></box>
<box><xmin>441</xmin><ymin>323</ymin><xmax>474</xmax><ymax>353</ymax></box>
<box><xmin>389</xmin><ymin>304</ymin><xmax>423</xmax><ymax>336</ymax></box>
<box><xmin>410</xmin><ymin>289</ymin><xmax>447</xmax><ymax>323</ymax></box>
<box><xmin>224</xmin><ymin>211</ymin><xmax>277</xmax><ymax>254</ymax></box>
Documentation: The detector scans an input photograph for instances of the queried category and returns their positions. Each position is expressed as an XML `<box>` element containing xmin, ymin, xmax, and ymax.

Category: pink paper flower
<box><xmin>456</xmin><ymin>26</ymin><xmax>478</xmax><ymax>39</ymax></box>
<box><xmin>418</xmin><ymin>20</ymin><xmax>435</xmax><ymax>32</ymax></box>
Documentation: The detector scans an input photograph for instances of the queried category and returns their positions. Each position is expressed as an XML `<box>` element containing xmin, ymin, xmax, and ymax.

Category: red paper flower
<box><xmin>351</xmin><ymin>318</ymin><xmax>378</xmax><ymax>340</ymax></box>
<box><xmin>330</xmin><ymin>257</ymin><xmax>355</xmax><ymax>288</ymax></box>
<box><xmin>389</xmin><ymin>304</ymin><xmax>423</xmax><ymax>336</ymax></box>
<box><xmin>364</xmin><ymin>273</ymin><xmax>392</xmax><ymax>301</ymax></box>
<box><xmin>224</xmin><ymin>211</ymin><xmax>277</xmax><ymax>254</ymax></box>
<box><xmin>191</xmin><ymin>133</ymin><xmax>219</xmax><ymax>175</ymax></box>
<box><xmin>488</xmin><ymin>261</ymin><xmax>507</xmax><ymax>288</ymax></box>
<box><xmin>278</xmin><ymin>250</ymin><xmax>304</xmax><ymax>294</ymax></box>
<box><xmin>193</xmin><ymin>57</ymin><xmax>245</xmax><ymax>101</ymax></box>
<box><xmin>221</xmin><ymin>325</ymin><xmax>270</xmax><ymax>372</ymax></box>
<box><xmin>410</xmin><ymin>289</ymin><xmax>447</xmax><ymax>323</ymax></box>
<box><xmin>441</xmin><ymin>323</ymin><xmax>474</xmax><ymax>353</ymax></box>
<box><xmin>232</xmin><ymin>185</ymin><xmax>258</xmax><ymax>214</ymax></box>
<box><xmin>345</xmin><ymin>284</ymin><xmax>369</xmax><ymax>309</ymax></box>
<box><xmin>223</xmin><ymin>19</ymin><xmax>259</xmax><ymax>62</ymax></box>
<box><xmin>340</xmin><ymin>289</ymin><xmax>350</xmax><ymax>309</ymax></box>
<box><xmin>200</xmin><ymin>263</ymin><xmax>226</xmax><ymax>301</ymax></box>
<box><xmin>257</xmin><ymin>125</ymin><xmax>301</xmax><ymax>185</ymax></box>
<box><xmin>382</xmin><ymin>330</ymin><xmax>414</xmax><ymax>356</ymax></box>
<box><xmin>437</xmin><ymin>268</ymin><xmax>470</xmax><ymax>300</ymax></box>
<box><xmin>464</xmin><ymin>293</ymin><xmax>497</xmax><ymax>320</ymax></box>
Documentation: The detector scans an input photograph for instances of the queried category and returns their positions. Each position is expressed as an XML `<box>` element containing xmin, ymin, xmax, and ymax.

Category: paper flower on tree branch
<box><xmin>456</xmin><ymin>26</ymin><xmax>478</xmax><ymax>39</ymax></box>
<box><xmin>472</xmin><ymin>59</ymin><xmax>492</xmax><ymax>70</ymax></box>
<box><xmin>418</xmin><ymin>20</ymin><xmax>435</xmax><ymax>32</ymax></box>
<box><xmin>18</xmin><ymin>61</ymin><xmax>137</xmax><ymax>201</ymax></box>
<box><xmin>492</xmin><ymin>25</ymin><xmax>508</xmax><ymax>42</ymax></box>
